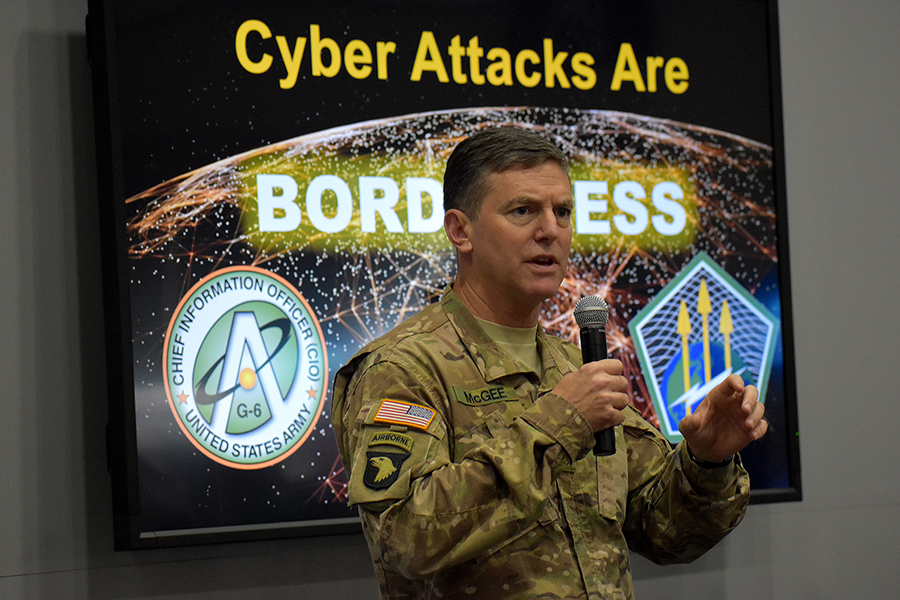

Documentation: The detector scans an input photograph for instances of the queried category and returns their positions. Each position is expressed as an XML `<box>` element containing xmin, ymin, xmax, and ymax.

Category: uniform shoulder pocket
<box><xmin>348</xmin><ymin>399</ymin><xmax>445</xmax><ymax>506</ymax></box>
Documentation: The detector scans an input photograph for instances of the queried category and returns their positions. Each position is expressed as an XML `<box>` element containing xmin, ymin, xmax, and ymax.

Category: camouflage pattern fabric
<box><xmin>332</xmin><ymin>287</ymin><xmax>749</xmax><ymax>600</ymax></box>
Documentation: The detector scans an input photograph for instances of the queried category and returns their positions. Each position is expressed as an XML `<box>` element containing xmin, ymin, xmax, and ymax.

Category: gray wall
<box><xmin>2</xmin><ymin>0</ymin><xmax>897</xmax><ymax>597</ymax></box>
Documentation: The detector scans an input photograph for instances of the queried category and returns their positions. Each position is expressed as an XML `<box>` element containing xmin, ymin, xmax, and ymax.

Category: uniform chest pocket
<box><xmin>482</xmin><ymin>406</ymin><xmax>524</xmax><ymax>435</ymax></box>
<box><xmin>452</xmin><ymin>400</ymin><xmax>526</xmax><ymax>458</ymax></box>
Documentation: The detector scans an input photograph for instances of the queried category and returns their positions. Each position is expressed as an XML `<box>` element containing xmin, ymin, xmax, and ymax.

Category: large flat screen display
<box><xmin>88</xmin><ymin>0</ymin><xmax>800</xmax><ymax>549</ymax></box>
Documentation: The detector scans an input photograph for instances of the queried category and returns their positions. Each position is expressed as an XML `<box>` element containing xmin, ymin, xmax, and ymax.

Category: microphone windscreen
<box><xmin>573</xmin><ymin>296</ymin><xmax>609</xmax><ymax>328</ymax></box>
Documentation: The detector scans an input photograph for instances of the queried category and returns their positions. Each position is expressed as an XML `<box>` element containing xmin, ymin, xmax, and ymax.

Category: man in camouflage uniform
<box><xmin>331</xmin><ymin>127</ymin><xmax>768</xmax><ymax>599</ymax></box>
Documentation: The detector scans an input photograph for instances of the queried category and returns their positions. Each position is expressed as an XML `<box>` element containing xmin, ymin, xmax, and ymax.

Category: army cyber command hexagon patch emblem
<box><xmin>163</xmin><ymin>266</ymin><xmax>328</xmax><ymax>469</ymax></box>
<box><xmin>628</xmin><ymin>252</ymin><xmax>779</xmax><ymax>444</ymax></box>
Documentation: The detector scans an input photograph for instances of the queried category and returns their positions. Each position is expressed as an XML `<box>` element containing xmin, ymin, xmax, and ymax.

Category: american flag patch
<box><xmin>373</xmin><ymin>399</ymin><xmax>436</xmax><ymax>430</ymax></box>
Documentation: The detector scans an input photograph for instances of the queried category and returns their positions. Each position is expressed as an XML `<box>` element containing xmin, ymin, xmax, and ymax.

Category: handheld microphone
<box><xmin>573</xmin><ymin>296</ymin><xmax>616</xmax><ymax>457</ymax></box>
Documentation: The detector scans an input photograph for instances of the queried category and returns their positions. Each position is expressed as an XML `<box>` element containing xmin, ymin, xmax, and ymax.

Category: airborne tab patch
<box><xmin>368</xmin><ymin>431</ymin><xmax>414</xmax><ymax>453</ymax></box>
<box><xmin>373</xmin><ymin>399</ymin><xmax>435</xmax><ymax>430</ymax></box>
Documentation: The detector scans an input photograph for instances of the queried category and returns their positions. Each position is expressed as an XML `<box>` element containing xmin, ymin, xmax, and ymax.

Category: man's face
<box><xmin>463</xmin><ymin>161</ymin><xmax>573</xmax><ymax>317</ymax></box>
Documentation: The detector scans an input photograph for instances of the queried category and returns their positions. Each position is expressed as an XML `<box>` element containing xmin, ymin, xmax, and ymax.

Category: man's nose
<box><xmin>534</xmin><ymin>208</ymin><xmax>562</xmax><ymax>241</ymax></box>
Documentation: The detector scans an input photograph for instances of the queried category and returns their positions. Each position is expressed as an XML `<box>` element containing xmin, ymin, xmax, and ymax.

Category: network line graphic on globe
<box><xmin>126</xmin><ymin>106</ymin><xmax>779</xmax><ymax>502</ymax></box>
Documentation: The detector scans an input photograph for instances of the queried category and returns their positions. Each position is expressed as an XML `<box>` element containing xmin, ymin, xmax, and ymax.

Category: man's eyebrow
<box><xmin>498</xmin><ymin>195</ymin><xmax>538</xmax><ymax>209</ymax></box>
<box><xmin>551</xmin><ymin>197</ymin><xmax>575</xmax><ymax>213</ymax></box>
<box><xmin>499</xmin><ymin>195</ymin><xmax>573</xmax><ymax>209</ymax></box>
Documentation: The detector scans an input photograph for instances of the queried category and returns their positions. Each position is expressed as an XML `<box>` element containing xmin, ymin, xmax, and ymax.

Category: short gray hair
<box><xmin>442</xmin><ymin>127</ymin><xmax>569</xmax><ymax>219</ymax></box>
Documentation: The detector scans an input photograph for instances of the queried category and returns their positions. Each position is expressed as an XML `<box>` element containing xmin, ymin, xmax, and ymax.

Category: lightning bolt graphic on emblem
<box><xmin>669</xmin><ymin>366</ymin><xmax>748</xmax><ymax>411</ymax></box>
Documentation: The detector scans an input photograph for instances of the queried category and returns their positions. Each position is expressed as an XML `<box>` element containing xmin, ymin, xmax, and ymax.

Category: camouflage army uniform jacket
<box><xmin>332</xmin><ymin>287</ymin><xmax>749</xmax><ymax>600</ymax></box>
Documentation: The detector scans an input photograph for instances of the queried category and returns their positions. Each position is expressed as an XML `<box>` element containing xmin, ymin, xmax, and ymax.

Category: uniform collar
<box><xmin>441</xmin><ymin>286</ymin><xmax>571</xmax><ymax>384</ymax></box>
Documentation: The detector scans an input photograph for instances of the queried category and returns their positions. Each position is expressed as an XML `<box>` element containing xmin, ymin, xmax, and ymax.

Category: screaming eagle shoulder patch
<box><xmin>363</xmin><ymin>450</ymin><xmax>410</xmax><ymax>490</ymax></box>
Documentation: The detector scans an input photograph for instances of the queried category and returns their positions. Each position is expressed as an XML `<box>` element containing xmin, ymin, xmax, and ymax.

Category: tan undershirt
<box><xmin>475</xmin><ymin>317</ymin><xmax>541</xmax><ymax>374</ymax></box>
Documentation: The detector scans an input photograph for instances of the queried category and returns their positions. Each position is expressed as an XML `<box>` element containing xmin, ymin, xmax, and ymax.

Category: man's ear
<box><xmin>444</xmin><ymin>209</ymin><xmax>473</xmax><ymax>254</ymax></box>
